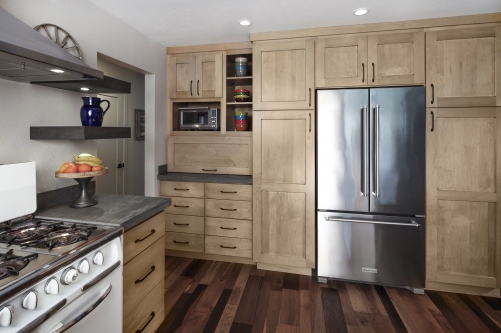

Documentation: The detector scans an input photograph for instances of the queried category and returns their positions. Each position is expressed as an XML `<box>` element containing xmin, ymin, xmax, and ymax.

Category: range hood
<box><xmin>0</xmin><ymin>7</ymin><xmax>103</xmax><ymax>83</ymax></box>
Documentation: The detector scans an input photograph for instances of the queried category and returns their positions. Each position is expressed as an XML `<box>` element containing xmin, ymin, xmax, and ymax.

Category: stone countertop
<box><xmin>35</xmin><ymin>194</ymin><xmax>171</xmax><ymax>232</ymax></box>
<box><xmin>157</xmin><ymin>172</ymin><xmax>252</xmax><ymax>185</ymax></box>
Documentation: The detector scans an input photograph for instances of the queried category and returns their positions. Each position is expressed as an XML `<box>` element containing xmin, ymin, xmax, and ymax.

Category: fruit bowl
<box><xmin>55</xmin><ymin>168</ymin><xmax>108</xmax><ymax>179</ymax></box>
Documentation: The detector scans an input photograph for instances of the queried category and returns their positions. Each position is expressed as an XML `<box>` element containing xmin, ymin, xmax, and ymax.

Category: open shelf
<box><xmin>227</xmin><ymin>102</ymin><xmax>252</xmax><ymax>105</ymax></box>
<box><xmin>225</xmin><ymin>52</ymin><xmax>253</xmax><ymax>133</ymax></box>
<box><xmin>226</xmin><ymin>76</ymin><xmax>252</xmax><ymax>80</ymax></box>
<box><xmin>30</xmin><ymin>126</ymin><xmax>131</xmax><ymax>140</ymax></box>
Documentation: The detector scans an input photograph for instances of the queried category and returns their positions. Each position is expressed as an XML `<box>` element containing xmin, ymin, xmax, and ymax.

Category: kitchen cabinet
<box><xmin>161</xmin><ymin>180</ymin><xmax>254</xmax><ymax>263</ymax></box>
<box><xmin>426</xmin><ymin>107</ymin><xmax>501</xmax><ymax>295</ymax></box>
<box><xmin>252</xmin><ymin>110</ymin><xmax>315</xmax><ymax>275</ymax></box>
<box><xmin>168</xmin><ymin>53</ymin><xmax>223</xmax><ymax>99</ymax></box>
<box><xmin>426</xmin><ymin>25</ymin><xmax>501</xmax><ymax>107</ymax></box>
<box><xmin>167</xmin><ymin>135</ymin><xmax>252</xmax><ymax>175</ymax></box>
<box><xmin>316</xmin><ymin>31</ymin><xmax>425</xmax><ymax>88</ymax></box>
<box><xmin>123</xmin><ymin>213</ymin><xmax>165</xmax><ymax>333</ymax></box>
<box><xmin>253</xmin><ymin>39</ymin><xmax>315</xmax><ymax>110</ymax></box>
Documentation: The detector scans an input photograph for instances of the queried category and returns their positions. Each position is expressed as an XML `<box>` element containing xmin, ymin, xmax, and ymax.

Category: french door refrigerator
<box><xmin>317</xmin><ymin>87</ymin><xmax>425</xmax><ymax>293</ymax></box>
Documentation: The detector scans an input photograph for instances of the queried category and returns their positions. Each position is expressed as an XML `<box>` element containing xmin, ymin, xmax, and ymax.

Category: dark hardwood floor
<box><xmin>155</xmin><ymin>256</ymin><xmax>501</xmax><ymax>333</ymax></box>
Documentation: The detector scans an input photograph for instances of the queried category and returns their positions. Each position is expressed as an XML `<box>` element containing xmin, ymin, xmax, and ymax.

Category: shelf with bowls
<box><xmin>226</xmin><ymin>53</ymin><xmax>253</xmax><ymax>133</ymax></box>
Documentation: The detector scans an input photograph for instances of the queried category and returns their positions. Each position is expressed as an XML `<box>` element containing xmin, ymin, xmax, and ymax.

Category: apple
<box><xmin>63</xmin><ymin>165</ymin><xmax>78</xmax><ymax>173</ymax></box>
<box><xmin>77</xmin><ymin>164</ymin><xmax>92</xmax><ymax>173</ymax></box>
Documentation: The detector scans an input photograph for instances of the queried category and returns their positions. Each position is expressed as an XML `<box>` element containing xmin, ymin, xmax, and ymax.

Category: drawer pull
<box><xmin>135</xmin><ymin>265</ymin><xmax>156</xmax><ymax>284</ymax></box>
<box><xmin>220</xmin><ymin>208</ymin><xmax>237</xmax><ymax>211</ymax></box>
<box><xmin>136</xmin><ymin>311</ymin><xmax>155</xmax><ymax>333</ymax></box>
<box><xmin>173</xmin><ymin>223</ymin><xmax>190</xmax><ymax>226</ymax></box>
<box><xmin>202</xmin><ymin>169</ymin><xmax>217</xmax><ymax>171</ymax></box>
<box><xmin>220</xmin><ymin>226</ymin><xmax>237</xmax><ymax>230</ymax></box>
<box><xmin>135</xmin><ymin>229</ymin><xmax>156</xmax><ymax>243</ymax></box>
<box><xmin>174</xmin><ymin>188</ymin><xmax>189</xmax><ymax>191</ymax></box>
<box><xmin>220</xmin><ymin>245</ymin><xmax>237</xmax><ymax>249</ymax></box>
<box><xmin>220</xmin><ymin>191</ymin><xmax>237</xmax><ymax>194</ymax></box>
<box><xmin>174</xmin><ymin>240</ymin><xmax>189</xmax><ymax>245</ymax></box>
<box><xmin>174</xmin><ymin>205</ymin><xmax>190</xmax><ymax>208</ymax></box>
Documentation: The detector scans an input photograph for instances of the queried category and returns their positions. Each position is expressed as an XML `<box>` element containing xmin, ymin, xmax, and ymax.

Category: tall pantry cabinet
<box><xmin>425</xmin><ymin>24</ymin><xmax>501</xmax><ymax>295</ymax></box>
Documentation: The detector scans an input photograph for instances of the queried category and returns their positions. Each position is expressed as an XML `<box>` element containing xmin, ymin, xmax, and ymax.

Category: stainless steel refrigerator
<box><xmin>316</xmin><ymin>87</ymin><xmax>425</xmax><ymax>293</ymax></box>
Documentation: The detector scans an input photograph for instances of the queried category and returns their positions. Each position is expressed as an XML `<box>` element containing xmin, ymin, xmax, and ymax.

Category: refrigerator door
<box><xmin>369</xmin><ymin>87</ymin><xmax>426</xmax><ymax>216</ymax></box>
<box><xmin>317</xmin><ymin>89</ymin><xmax>370</xmax><ymax>212</ymax></box>
<box><xmin>317</xmin><ymin>211</ymin><xmax>425</xmax><ymax>290</ymax></box>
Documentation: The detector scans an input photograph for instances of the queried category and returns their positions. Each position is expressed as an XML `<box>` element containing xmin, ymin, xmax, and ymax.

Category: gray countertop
<box><xmin>35</xmin><ymin>194</ymin><xmax>171</xmax><ymax>232</ymax></box>
<box><xmin>158</xmin><ymin>172</ymin><xmax>252</xmax><ymax>185</ymax></box>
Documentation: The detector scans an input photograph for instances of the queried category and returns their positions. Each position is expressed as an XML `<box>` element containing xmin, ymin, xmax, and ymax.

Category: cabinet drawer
<box><xmin>205</xmin><ymin>199</ymin><xmax>252</xmax><ymax>220</ymax></box>
<box><xmin>160</xmin><ymin>181</ymin><xmax>204</xmax><ymax>198</ymax></box>
<box><xmin>165</xmin><ymin>214</ymin><xmax>204</xmax><ymax>234</ymax></box>
<box><xmin>205</xmin><ymin>183</ymin><xmax>252</xmax><ymax>201</ymax></box>
<box><xmin>124</xmin><ymin>213</ymin><xmax>165</xmax><ymax>264</ymax></box>
<box><xmin>205</xmin><ymin>235</ymin><xmax>252</xmax><ymax>258</ymax></box>
<box><xmin>163</xmin><ymin>197</ymin><xmax>204</xmax><ymax>216</ymax></box>
<box><xmin>123</xmin><ymin>280</ymin><xmax>164</xmax><ymax>333</ymax></box>
<box><xmin>124</xmin><ymin>237</ymin><xmax>164</xmax><ymax>317</ymax></box>
<box><xmin>205</xmin><ymin>217</ymin><xmax>252</xmax><ymax>239</ymax></box>
<box><xmin>165</xmin><ymin>232</ymin><xmax>204</xmax><ymax>253</ymax></box>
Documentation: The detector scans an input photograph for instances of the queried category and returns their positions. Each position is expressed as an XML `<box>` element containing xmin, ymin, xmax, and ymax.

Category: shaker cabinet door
<box><xmin>195</xmin><ymin>53</ymin><xmax>223</xmax><ymax>98</ymax></box>
<box><xmin>168</xmin><ymin>55</ymin><xmax>196</xmax><ymax>99</ymax></box>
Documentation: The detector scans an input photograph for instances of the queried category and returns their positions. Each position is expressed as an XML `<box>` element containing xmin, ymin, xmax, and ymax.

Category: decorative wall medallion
<box><xmin>34</xmin><ymin>24</ymin><xmax>82</xmax><ymax>60</ymax></box>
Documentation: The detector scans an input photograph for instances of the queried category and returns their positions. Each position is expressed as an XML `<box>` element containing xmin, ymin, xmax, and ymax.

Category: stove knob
<box><xmin>61</xmin><ymin>267</ymin><xmax>79</xmax><ymax>285</ymax></box>
<box><xmin>93</xmin><ymin>251</ymin><xmax>104</xmax><ymax>266</ymax></box>
<box><xmin>78</xmin><ymin>259</ymin><xmax>90</xmax><ymax>274</ymax></box>
<box><xmin>22</xmin><ymin>291</ymin><xmax>37</xmax><ymax>310</ymax></box>
<box><xmin>45</xmin><ymin>278</ymin><xmax>59</xmax><ymax>295</ymax></box>
<box><xmin>0</xmin><ymin>305</ymin><xmax>13</xmax><ymax>327</ymax></box>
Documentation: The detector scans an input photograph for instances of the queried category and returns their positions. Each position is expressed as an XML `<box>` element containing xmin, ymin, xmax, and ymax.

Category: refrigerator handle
<box><xmin>324</xmin><ymin>216</ymin><xmax>421</xmax><ymax>227</ymax></box>
<box><xmin>372</xmin><ymin>105</ymin><xmax>380</xmax><ymax>197</ymax></box>
<box><xmin>361</xmin><ymin>105</ymin><xmax>368</xmax><ymax>196</ymax></box>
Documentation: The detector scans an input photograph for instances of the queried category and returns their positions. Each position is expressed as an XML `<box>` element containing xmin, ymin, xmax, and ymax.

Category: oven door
<box><xmin>31</xmin><ymin>261</ymin><xmax>122</xmax><ymax>333</ymax></box>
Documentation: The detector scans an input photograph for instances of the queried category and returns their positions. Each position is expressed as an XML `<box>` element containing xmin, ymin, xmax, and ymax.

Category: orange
<box><xmin>63</xmin><ymin>165</ymin><xmax>78</xmax><ymax>173</ymax></box>
<box><xmin>77</xmin><ymin>164</ymin><xmax>92</xmax><ymax>173</ymax></box>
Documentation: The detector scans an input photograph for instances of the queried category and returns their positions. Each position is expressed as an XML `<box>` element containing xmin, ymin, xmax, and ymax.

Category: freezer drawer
<box><xmin>317</xmin><ymin>212</ymin><xmax>425</xmax><ymax>290</ymax></box>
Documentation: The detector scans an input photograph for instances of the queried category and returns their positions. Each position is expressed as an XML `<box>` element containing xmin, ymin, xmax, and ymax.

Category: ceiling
<box><xmin>89</xmin><ymin>0</ymin><xmax>501</xmax><ymax>47</ymax></box>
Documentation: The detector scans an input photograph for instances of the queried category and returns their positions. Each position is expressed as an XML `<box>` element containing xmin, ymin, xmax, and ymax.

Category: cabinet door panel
<box><xmin>368</xmin><ymin>32</ymin><xmax>425</xmax><ymax>85</ymax></box>
<box><xmin>316</xmin><ymin>36</ymin><xmax>367</xmax><ymax>87</ymax></box>
<box><xmin>254</xmin><ymin>40</ymin><xmax>314</xmax><ymax>110</ymax></box>
<box><xmin>196</xmin><ymin>53</ymin><xmax>223</xmax><ymax>98</ymax></box>
<box><xmin>168</xmin><ymin>55</ymin><xmax>196</xmax><ymax>99</ymax></box>
<box><xmin>427</xmin><ymin>25</ymin><xmax>501</xmax><ymax>107</ymax></box>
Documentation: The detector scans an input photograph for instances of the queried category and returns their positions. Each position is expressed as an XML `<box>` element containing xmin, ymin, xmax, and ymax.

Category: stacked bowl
<box><xmin>235</xmin><ymin>111</ymin><xmax>248</xmax><ymax>131</ymax></box>
<box><xmin>234</xmin><ymin>88</ymin><xmax>250</xmax><ymax>102</ymax></box>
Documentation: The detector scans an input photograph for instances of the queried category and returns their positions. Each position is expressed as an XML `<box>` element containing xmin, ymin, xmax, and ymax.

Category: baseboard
<box><xmin>426</xmin><ymin>280</ymin><xmax>500</xmax><ymax>297</ymax></box>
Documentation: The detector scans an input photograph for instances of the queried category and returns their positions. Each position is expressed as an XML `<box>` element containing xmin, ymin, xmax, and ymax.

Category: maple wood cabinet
<box><xmin>253</xmin><ymin>39</ymin><xmax>315</xmax><ymax>110</ymax></box>
<box><xmin>316</xmin><ymin>31</ymin><xmax>425</xmax><ymax>88</ymax></box>
<box><xmin>168</xmin><ymin>53</ymin><xmax>223</xmax><ymax>99</ymax></box>
<box><xmin>252</xmin><ymin>110</ymin><xmax>315</xmax><ymax>275</ymax></box>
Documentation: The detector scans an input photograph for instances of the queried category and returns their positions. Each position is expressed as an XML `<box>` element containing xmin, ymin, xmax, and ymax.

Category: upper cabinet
<box><xmin>426</xmin><ymin>25</ymin><xmax>501</xmax><ymax>107</ymax></box>
<box><xmin>253</xmin><ymin>39</ymin><xmax>315</xmax><ymax>110</ymax></box>
<box><xmin>316</xmin><ymin>31</ymin><xmax>425</xmax><ymax>88</ymax></box>
<box><xmin>168</xmin><ymin>53</ymin><xmax>223</xmax><ymax>99</ymax></box>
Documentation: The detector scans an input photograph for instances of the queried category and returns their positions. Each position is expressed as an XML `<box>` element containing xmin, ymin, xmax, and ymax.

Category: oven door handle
<box><xmin>18</xmin><ymin>299</ymin><xmax>67</xmax><ymax>333</ymax></box>
<box><xmin>81</xmin><ymin>260</ymin><xmax>121</xmax><ymax>292</ymax></box>
<box><xmin>47</xmin><ymin>284</ymin><xmax>112</xmax><ymax>333</ymax></box>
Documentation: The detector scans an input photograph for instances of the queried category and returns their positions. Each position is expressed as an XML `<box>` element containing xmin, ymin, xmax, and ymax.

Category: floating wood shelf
<box><xmin>32</xmin><ymin>75</ymin><xmax>131</xmax><ymax>94</ymax></box>
<box><xmin>226</xmin><ymin>76</ymin><xmax>252</xmax><ymax>80</ymax></box>
<box><xmin>30</xmin><ymin>126</ymin><xmax>131</xmax><ymax>140</ymax></box>
<box><xmin>227</xmin><ymin>102</ymin><xmax>252</xmax><ymax>105</ymax></box>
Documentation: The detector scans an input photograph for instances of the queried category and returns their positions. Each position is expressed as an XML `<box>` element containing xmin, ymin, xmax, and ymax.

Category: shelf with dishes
<box><xmin>225</xmin><ymin>52</ymin><xmax>252</xmax><ymax>133</ymax></box>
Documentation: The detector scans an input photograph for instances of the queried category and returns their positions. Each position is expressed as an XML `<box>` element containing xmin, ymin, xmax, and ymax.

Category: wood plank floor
<box><xmin>155</xmin><ymin>257</ymin><xmax>501</xmax><ymax>333</ymax></box>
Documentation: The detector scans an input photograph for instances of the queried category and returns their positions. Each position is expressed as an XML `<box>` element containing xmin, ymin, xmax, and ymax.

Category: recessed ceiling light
<box><xmin>239</xmin><ymin>20</ymin><xmax>251</xmax><ymax>26</ymax></box>
<box><xmin>80</xmin><ymin>87</ymin><xmax>89</xmax><ymax>91</ymax></box>
<box><xmin>50</xmin><ymin>69</ymin><xmax>64</xmax><ymax>73</ymax></box>
<box><xmin>353</xmin><ymin>8</ymin><xmax>369</xmax><ymax>16</ymax></box>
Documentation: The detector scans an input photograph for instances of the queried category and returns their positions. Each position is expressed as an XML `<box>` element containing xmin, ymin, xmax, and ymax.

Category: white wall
<box><xmin>97</xmin><ymin>58</ymin><xmax>145</xmax><ymax>196</ymax></box>
<box><xmin>0</xmin><ymin>0</ymin><xmax>166</xmax><ymax>196</ymax></box>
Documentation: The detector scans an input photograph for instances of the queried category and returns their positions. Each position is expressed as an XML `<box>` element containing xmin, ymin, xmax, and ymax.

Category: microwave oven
<box><xmin>179</xmin><ymin>107</ymin><xmax>220</xmax><ymax>130</ymax></box>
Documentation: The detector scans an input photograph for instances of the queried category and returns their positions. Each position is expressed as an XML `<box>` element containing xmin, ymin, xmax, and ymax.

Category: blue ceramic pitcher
<box><xmin>80</xmin><ymin>97</ymin><xmax>110</xmax><ymax>126</ymax></box>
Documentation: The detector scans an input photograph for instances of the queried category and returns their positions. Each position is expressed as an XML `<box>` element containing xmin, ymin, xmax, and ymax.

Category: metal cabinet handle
<box><xmin>135</xmin><ymin>266</ymin><xmax>156</xmax><ymax>284</ymax></box>
<box><xmin>309</xmin><ymin>88</ymin><xmax>312</xmax><ymax>107</ymax></box>
<box><xmin>309</xmin><ymin>113</ymin><xmax>312</xmax><ymax>132</ymax></box>
<box><xmin>362</xmin><ymin>63</ymin><xmax>365</xmax><ymax>82</ymax></box>
<box><xmin>220</xmin><ymin>245</ymin><xmax>237</xmax><ymax>249</ymax></box>
<box><xmin>173</xmin><ymin>222</ymin><xmax>189</xmax><ymax>226</ymax></box>
<box><xmin>190</xmin><ymin>80</ymin><xmax>193</xmax><ymax>96</ymax></box>
<box><xmin>135</xmin><ymin>229</ymin><xmax>155</xmax><ymax>243</ymax></box>
<box><xmin>220</xmin><ymin>208</ymin><xmax>237</xmax><ymax>211</ymax></box>
<box><xmin>372</xmin><ymin>63</ymin><xmax>375</xmax><ymax>82</ymax></box>
<box><xmin>136</xmin><ymin>312</ymin><xmax>155</xmax><ymax>333</ymax></box>
<box><xmin>220</xmin><ymin>191</ymin><xmax>237</xmax><ymax>194</ymax></box>
<box><xmin>174</xmin><ymin>205</ymin><xmax>189</xmax><ymax>208</ymax></box>
<box><xmin>361</xmin><ymin>105</ymin><xmax>368</xmax><ymax>197</ymax></box>
<box><xmin>174</xmin><ymin>240</ymin><xmax>189</xmax><ymax>244</ymax></box>
<box><xmin>431</xmin><ymin>84</ymin><xmax>435</xmax><ymax>104</ymax></box>
<box><xmin>220</xmin><ymin>226</ymin><xmax>237</xmax><ymax>230</ymax></box>
<box><xmin>174</xmin><ymin>188</ymin><xmax>189</xmax><ymax>191</ymax></box>
<box><xmin>431</xmin><ymin>111</ymin><xmax>435</xmax><ymax>132</ymax></box>
<box><xmin>325</xmin><ymin>216</ymin><xmax>421</xmax><ymax>227</ymax></box>
<box><xmin>372</xmin><ymin>105</ymin><xmax>380</xmax><ymax>197</ymax></box>
<box><xmin>197</xmin><ymin>80</ymin><xmax>200</xmax><ymax>96</ymax></box>
<box><xmin>202</xmin><ymin>169</ymin><xmax>217</xmax><ymax>171</ymax></box>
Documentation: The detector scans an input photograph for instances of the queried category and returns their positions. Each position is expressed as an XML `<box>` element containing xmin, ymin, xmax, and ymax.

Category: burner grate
<box><xmin>0</xmin><ymin>249</ymin><xmax>38</xmax><ymax>280</ymax></box>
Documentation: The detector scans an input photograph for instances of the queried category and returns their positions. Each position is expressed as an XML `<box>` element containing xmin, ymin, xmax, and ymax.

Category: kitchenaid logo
<box><xmin>362</xmin><ymin>267</ymin><xmax>377</xmax><ymax>273</ymax></box>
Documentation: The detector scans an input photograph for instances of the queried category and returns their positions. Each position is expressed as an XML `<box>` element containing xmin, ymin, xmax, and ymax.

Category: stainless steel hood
<box><xmin>0</xmin><ymin>8</ymin><xmax>103</xmax><ymax>83</ymax></box>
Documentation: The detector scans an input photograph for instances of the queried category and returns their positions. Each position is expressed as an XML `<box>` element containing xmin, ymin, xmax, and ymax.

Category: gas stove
<box><xmin>0</xmin><ymin>248</ymin><xmax>54</xmax><ymax>290</ymax></box>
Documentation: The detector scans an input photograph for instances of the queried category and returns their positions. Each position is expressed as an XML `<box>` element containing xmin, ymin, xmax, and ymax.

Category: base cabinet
<box><xmin>252</xmin><ymin>111</ymin><xmax>315</xmax><ymax>273</ymax></box>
